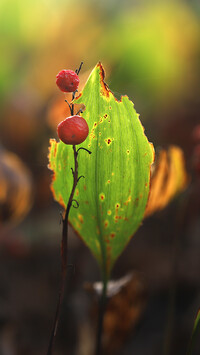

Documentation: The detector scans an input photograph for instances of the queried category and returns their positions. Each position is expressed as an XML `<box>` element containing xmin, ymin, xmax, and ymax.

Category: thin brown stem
<box><xmin>76</xmin><ymin>61</ymin><xmax>83</xmax><ymax>75</ymax></box>
<box><xmin>47</xmin><ymin>145</ymin><xmax>78</xmax><ymax>355</ymax></box>
<box><xmin>47</xmin><ymin>62</ymin><xmax>84</xmax><ymax>355</ymax></box>
<box><xmin>47</xmin><ymin>78</ymin><xmax>79</xmax><ymax>354</ymax></box>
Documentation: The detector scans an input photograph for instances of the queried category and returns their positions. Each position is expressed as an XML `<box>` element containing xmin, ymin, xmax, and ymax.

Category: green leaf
<box><xmin>187</xmin><ymin>309</ymin><xmax>200</xmax><ymax>355</ymax></box>
<box><xmin>48</xmin><ymin>63</ymin><xmax>154</xmax><ymax>279</ymax></box>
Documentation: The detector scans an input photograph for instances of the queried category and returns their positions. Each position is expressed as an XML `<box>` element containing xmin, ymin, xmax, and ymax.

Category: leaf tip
<box><xmin>96</xmin><ymin>62</ymin><xmax>112</xmax><ymax>98</ymax></box>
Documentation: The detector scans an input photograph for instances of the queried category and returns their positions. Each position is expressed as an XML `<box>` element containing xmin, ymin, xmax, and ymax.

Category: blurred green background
<box><xmin>1</xmin><ymin>0</ymin><xmax>199</xmax><ymax>108</ymax></box>
<box><xmin>0</xmin><ymin>0</ymin><xmax>200</xmax><ymax>155</ymax></box>
<box><xmin>0</xmin><ymin>0</ymin><xmax>200</xmax><ymax>354</ymax></box>
<box><xmin>0</xmin><ymin>0</ymin><xmax>200</xmax><ymax>130</ymax></box>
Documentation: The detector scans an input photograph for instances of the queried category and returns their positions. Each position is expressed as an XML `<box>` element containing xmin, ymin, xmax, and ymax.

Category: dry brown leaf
<box><xmin>145</xmin><ymin>146</ymin><xmax>188</xmax><ymax>217</ymax></box>
<box><xmin>85</xmin><ymin>272</ymin><xmax>147</xmax><ymax>355</ymax></box>
<box><xmin>0</xmin><ymin>147</ymin><xmax>33</xmax><ymax>227</ymax></box>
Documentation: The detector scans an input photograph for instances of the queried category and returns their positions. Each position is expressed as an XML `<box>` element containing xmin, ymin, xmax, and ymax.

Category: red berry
<box><xmin>57</xmin><ymin>115</ymin><xmax>89</xmax><ymax>145</ymax></box>
<box><xmin>56</xmin><ymin>70</ymin><xmax>80</xmax><ymax>92</ymax></box>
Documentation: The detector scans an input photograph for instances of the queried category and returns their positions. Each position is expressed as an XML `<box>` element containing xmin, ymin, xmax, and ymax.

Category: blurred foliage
<box><xmin>0</xmin><ymin>0</ymin><xmax>199</xmax><ymax>108</ymax></box>
<box><xmin>0</xmin><ymin>146</ymin><xmax>33</xmax><ymax>228</ymax></box>
<box><xmin>86</xmin><ymin>272</ymin><xmax>147</xmax><ymax>354</ymax></box>
<box><xmin>0</xmin><ymin>2</ymin><xmax>199</xmax><ymax>354</ymax></box>
<box><xmin>145</xmin><ymin>146</ymin><xmax>189</xmax><ymax>217</ymax></box>
<box><xmin>102</xmin><ymin>2</ymin><xmax>200</xmax><ymax>111</ymax></box>
<box><xmin>0</xmin><ymin>0</ymin><xmax>199</xmax><ymax>227</ymax></box>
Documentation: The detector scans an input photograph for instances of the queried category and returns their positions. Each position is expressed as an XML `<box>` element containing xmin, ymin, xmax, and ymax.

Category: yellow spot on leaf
<box><xmin>124</xmin><ymin>195</ymin><xmax>131</xmax><ymax>206</ymax></box>
<box><xmin>104</xmin><ymin>137</ymin><xmax>114</xmax><ymax>146</ymax></box>
<box><xmin>76</xmin><ymin>221</ymin><xmax>81</xmax><ymax>229</ymax></box>
<box><xmin>114</xmin><ymin>216</ymin><xmax>118</xmax><ymax>223</ymax></box>
<box><xmin>89</xmin><ymin>132</ymin><xmax>96</xmax><ymax>140</ymax></box>
<box><xmin>104</xmin><ymin>220</ymin><xmax>109</xmax><ymax>228</ymax></box>
<box><xmin>96</xmin><ymin>240</ymin><xmax>100</xmax><ymax>250</ymax></box>
<box><xmin>78</xmin><ymin>214</ymin><xmax>84</xmax><ymax>224</ymax></box>
<box><xmin>99</xmin><ymin>193</ymin><xmax>105</xmax><ymax>201</ymax></box>
<box><xmin>114</xmin><ymin>215</ymin><xmax>122</xmax><ymax>222</ymax></box>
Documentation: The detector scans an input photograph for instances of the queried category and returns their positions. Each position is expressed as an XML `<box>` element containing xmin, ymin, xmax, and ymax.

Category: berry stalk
<box><xmin>47</xmin><ymin>63</ymin><xmax>84</xmax><ymax>355</ymax></box>
<box><xmin>47</xmin><ymin>144</ymin><xmax>78</xmax><ymax>355</ymax></box>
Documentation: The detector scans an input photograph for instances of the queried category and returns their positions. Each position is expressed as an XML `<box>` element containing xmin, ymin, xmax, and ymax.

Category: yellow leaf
<box><xmin>145</xmin><ymin>146</ymin><xmax>188</xmax><ymax>217</ymax></box>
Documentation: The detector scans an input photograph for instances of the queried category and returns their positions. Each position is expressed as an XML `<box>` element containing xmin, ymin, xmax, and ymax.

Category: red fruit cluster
<box><xmin>56</xmin><ymin>69</ymin><xmax>79</xmax><ymax>93</ymax></box>
<box><xmin>56</xmin><ymin>68</ymin><xmax>89</xmax><ymax>145</ymax></box>
<box><xmin>57</xmin><ymin>115</ymin><xmax>89</xmax><ymax>145</ymax></box>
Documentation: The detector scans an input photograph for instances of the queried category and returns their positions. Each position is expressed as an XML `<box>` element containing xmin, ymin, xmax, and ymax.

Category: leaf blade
<box><xmin>48</xmin><ymin>63</ymin><xmax>154</xmax><ymax>277</ymax></box>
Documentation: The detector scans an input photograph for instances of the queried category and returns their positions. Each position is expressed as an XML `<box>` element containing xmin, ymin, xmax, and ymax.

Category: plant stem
<box><xmin>95</xmin><ymin>276</ymin><xmax>108</xmax><ymax>355</ymax></box>
<box><xmin>47</xmin><ymin>92</ymin><xmax>79</xmax><ymax>355</ymax></box>
<box><xmin>47</xmin><ymin>144</ymin><xmax>78</xmax><ymax>355</ymax></box>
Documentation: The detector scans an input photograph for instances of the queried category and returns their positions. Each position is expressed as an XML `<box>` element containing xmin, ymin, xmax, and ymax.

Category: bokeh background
<box><xmin>0</xmin><ymin>0</ymin><xmax>200</xmax><ymax>354</ymax></box>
